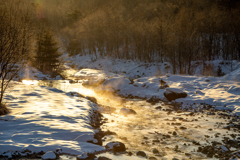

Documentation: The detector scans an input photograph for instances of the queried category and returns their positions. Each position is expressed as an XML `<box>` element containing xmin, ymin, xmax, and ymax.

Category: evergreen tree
<box><xmin>35</xmin><ymin>29</ymin><xmax>62</xmax><ymax>75</ymax></box>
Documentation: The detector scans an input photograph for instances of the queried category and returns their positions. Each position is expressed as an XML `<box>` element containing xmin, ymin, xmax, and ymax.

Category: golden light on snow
<box><xmin>80</xmin><ymin>87</ymin><xmax>96</xmax><ymax>97</ymax></box>
<box><xmin>22</xmin><ymin>80</ymin><xmax>38</xmax><ymax>85</ymax></box>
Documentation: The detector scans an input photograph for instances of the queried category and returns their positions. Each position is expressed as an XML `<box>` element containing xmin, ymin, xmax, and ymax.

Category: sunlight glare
<box><xmin>22</xmin><ymin>80</ymin><xmax>38</xmax><ymax>85</ymax></box>
<box><xmin>80</xmin><ymin>87</ymin><xmax>95</xmax><ymax>97</ymax></box>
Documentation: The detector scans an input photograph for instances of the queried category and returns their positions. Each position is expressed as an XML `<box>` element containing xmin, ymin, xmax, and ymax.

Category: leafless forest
<box><xmin>1</xmin><ymin>0</ymin><xmax>240</xmax><ymax>75</ymax></box>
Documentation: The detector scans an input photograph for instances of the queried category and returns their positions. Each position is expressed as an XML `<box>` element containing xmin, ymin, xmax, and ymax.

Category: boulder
<box><xmin>152</xmin><ymin>148</ymin><xmax>159</xmax><ymax>154</ymax></box>
<box><xmin>97</xmin><ymin>156</ymin><xmax>112</xmax><ymax>160</ymax></box>
<box><xmin>136</xmin><ymin>151</ymin><xmax>147</xmax><ymax>157</ymax></box>
<box><xmin>163</xmin><ymin>88</ymin><xmax>187</xmax><ymax>101</ymax></box>
<box><xmin>105</xmin><ymin>141</ymin><xmax>126</xmax><ymax>152</ymax></box>
<box><xmin>119</xmin><ymin>108</ymin><xmax>137</xmax><ymax>116</ymax></box>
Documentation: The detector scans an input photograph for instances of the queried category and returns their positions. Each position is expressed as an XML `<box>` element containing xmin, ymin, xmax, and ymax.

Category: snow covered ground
<box><xmin>64</xmin><ymin>54</ymin><xmax>240</xmax><ymax>80</ymax></box>
<box><xmin>1</xmin><ymin>54</ymin><xmax>239</xmax><ymax>158</ymax></box>
<box><xmin>0</xmin><ymin>81</ymin><xmax>104</xmax><ymax>158</ymax></box>
<box><xmin>66</xmin><ymin>54</ymin><xmax>240</xmax><ymax>116</ymax></box>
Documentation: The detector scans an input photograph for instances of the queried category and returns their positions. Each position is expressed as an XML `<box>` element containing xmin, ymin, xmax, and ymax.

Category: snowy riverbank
<box><xmin>73</xmin><ymin>68</ymin><xmax>240</xmax><ymax>116</ymax></box>
<box><xmin>1</xmin><ymin>54</ymin><xmax>240</xmax><ymax>158</ymax></box>
<box><xmin>0</xmin><ymin>81</ymin><xmax>104</xmax><ymax>158</ymax></box>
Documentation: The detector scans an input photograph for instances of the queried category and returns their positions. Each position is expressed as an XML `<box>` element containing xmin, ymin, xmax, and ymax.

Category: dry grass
<box><xmin>0</xmin><ymin>103</ymin><xmax>9</xmax><ymax>116</ymax></box>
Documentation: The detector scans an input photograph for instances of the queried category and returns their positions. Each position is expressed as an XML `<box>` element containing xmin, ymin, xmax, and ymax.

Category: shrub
<box><xmin>0</xmin><ymin>103</ymin><xmax>9</xmax><ymax>116</ymax></box>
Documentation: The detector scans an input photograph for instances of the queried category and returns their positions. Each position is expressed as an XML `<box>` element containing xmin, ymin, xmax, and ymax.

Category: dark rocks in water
<box><xmin>70</xmin><ymin>92</ymin><xmax>85</xmax><ymax>98</ymax></box>
<box><xmin>77</xmin><ymin>153</ymin><xmax>96</xmax><ymax>160</ymax></box>
<box><xmin>159</xmin><ymin>79</ymin><xmax>169</xmax><ymax>89</ymax></box>
<box><xmin>163</xmin><ymin>88</ymin><xmax>187</xmax><ymax>101</ymax></box>
<box><xmin>127</xmin><ymin>152</ymin><xmax>133</xmax><ymax>156</ymax></box>
<box><xmin>97</xmin><ymin>156</ymin><xmax>112</xmax><ymax>160</ymax></box>
<box><xmin>128</xmin><ymin>78</ymin><xmax>134</xmax><ymax>84</ymax></box>
<box><xmin>160</xmin><ymin>79</ymin><xmax>166</xmax><ymax>86</ymax></box>
<box><xmin>152</xmin><ymin>148</ymin><xmax>159</xmax><ymax>154</ymax></box>
<box><xmin>69</xmin><ymin>80</ymin><xmax>77</xmax><ymax>83</ymax></box>
<box><xmin>136</xmin><ymin>151</ymin><xmax>147</xmax><ymax>158</ymax></box>
<box><xmin>104</xmin><ymin>130</ymin><xmax>117</xmax><ymax>136</ymax></box>
<box><xmin>197</xmin><ymin>144</ymin><xmax>232</xmax><ymax>159</ymax></box>
<box><xmin>155</xmin><ymin>106</ymin><xmax>162</xmax><ymax>110</ymax></box>
<box><xmin>90</xmin><ymin>110</ymin><xmax>103</xmax><ymax>129</ymax></box>
<box><xmin>185</xmin><ymin>153</ymin><xmax>191</xmax><ymax>156</ymax></box>
<box><xmin>105</xmin><ymin>141</ymin><xmax>126</xmax><ymax>152</ymax></box>
<box><xmin>152</xmin><ymin>139</ymin><xmax>160</xmax><ymax>143</ymax></box>
<box><xmin>146</xmin><ymin>96</ymin><xmax>160</xmax><ymax>104</ymax></box>
<box><xmin>149</xmin><ymin>157</ymin><xmax>158</xmax><ymax>160</ymax></box>
<box><xmin>86</xmin><ymin>96</ymin><xmax>97</xmax><ymax>103</ymax></box>
<box><xmin>119</xmin><ymin>108</ymin><xmax>137</xmax><ymax>116</ymax></box>
<box><xmin>180</xmin><ymin>126</ymin><xmax>187</xmax><ymax>130</ymax></box>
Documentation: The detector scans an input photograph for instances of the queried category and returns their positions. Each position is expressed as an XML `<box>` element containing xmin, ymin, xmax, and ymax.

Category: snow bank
<box><xmin>223</xmin><ymin>67</ymin><xmax>240</xmax><ymax>82</ymax></box>
<box><xmin>18</xmin><ymin>64</ymin><xmax>62</xmax><ymax>80</ymax></box>
<box><xmin>64</xmin><ymin>54</ymin><xmax>240</xmax><ymax>78</ymax></box>
<box><xmin>74</xmin><ymin>68</ymin><xmax>240</xmax><ymax>115</ymax></box>
<box><xmin>0</xmin><ymin>82</ymin><xmax>104</xmax><ymax>157</ymax></box>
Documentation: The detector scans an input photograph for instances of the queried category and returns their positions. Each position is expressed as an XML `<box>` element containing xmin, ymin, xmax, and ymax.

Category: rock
<box><xmin>97</xmin><ymin>156</ymin><xmax>112</xmax><ymax>160</ymax></box>
<box><xmin>152</xmin><ymin>139</ymin><xmax>160</xmax><ymax>143</ymax></box>
<box><xmin>159</xmin><ymin>79</ymin><xmax>169</xmax><ymax>89</ymax></box>
<box><xmin>173</xmin><ymin>131</ymin><xmax>177</xmax><ymax>136</ymax></box>
<box><xmin>179</xmin><ymin>126</ymin><xmax>187</xmax><ymax>130</ymax></box>
<box><xmin>163</xmin><ymin>88</ymin><xmax>187</xmax><ymax>101</ymax></box>
<box><xmin>69</xmin><ymin>80</ymin><xmax>76</xmax><ymax>83</ymax></box>
<box><xmin>77</xmin><ymin>153</ymin><xmax>96</xmax><ymax>160</ymax></box>
<box><xmin>86</xmin><ymin>96</ymin><xmax>97</xmax><ymax>103</ymax></box>
<box><xmin>42</xmin><ymin>151</ymin><xmax>56</xmax><ymax>160</ymax></box>
<box><xmin>149</xmin><ymin>157</ymin><xmax>158</xmax><ymax>160</ymax></box>
<box><xmin>105</xmin><ymin>141</ymin><xmax>126</xmax><ymax>152</ymax></box>
<box><xmin>70</xmin><ymin>92</ymin><xmax>85</xmax><ymax>98</ymax></box>
<box><xmin>136</xmin><ymin>151</ymin><xmax>147</xmax><ymax>158</ymax></box>
<box><xmin>155</xmin><ymin>106</ymin><xmax>162</xmax><ymax>110</ymax></box>
<box><xmin>104</xmin><ymin>130</ymin><xmax>117</xmax><ymax>136</ymax></box>
<box><xmin>127</xmin><ymin>152</ymin><xmax>133</xmax><ymax>156</ymax></box>
<box><xmin>55</xmin><ymin>148</ymin><xmax>62</xmax><ymax>155</ymax></box>
<box><xmin>119</xmin><ymin>108</ymin><xmax>137</xmax><ymax>116</ymax></box>
<box><xmin>152</xmin><ymin>148</ymin><xmax>159</xmax><ymax>154</ymax></box>
<box><xmin>146</xmin><ymin>96</ymin><xmax>160</xmax><ymax>104</ymax></box>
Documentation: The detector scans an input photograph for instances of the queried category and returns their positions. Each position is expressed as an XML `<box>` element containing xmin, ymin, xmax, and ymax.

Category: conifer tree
<box><xmin>35</xmin><ymin>29</ymin><xmax>62</xmax><ymax>76</ymax></box>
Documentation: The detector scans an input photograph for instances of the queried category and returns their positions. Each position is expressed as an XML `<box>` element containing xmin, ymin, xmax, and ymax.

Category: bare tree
<box><xmin>0</xmin><ymin>0</ymin><xmax>34</xmax><ymax>113</ymax></box>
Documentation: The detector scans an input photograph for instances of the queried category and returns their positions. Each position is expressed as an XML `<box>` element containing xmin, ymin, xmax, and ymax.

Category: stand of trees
<box><xmin>37</xmin><ymin>0</ymin><xmax>240</xmax><ymax>74</ymax></box>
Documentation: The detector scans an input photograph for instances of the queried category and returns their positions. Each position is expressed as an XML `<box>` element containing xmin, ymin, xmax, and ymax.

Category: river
<box><xmin>20</xmin><ymin>69</ymin><xmax>240</xmax><ymax>160</ymax></box>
